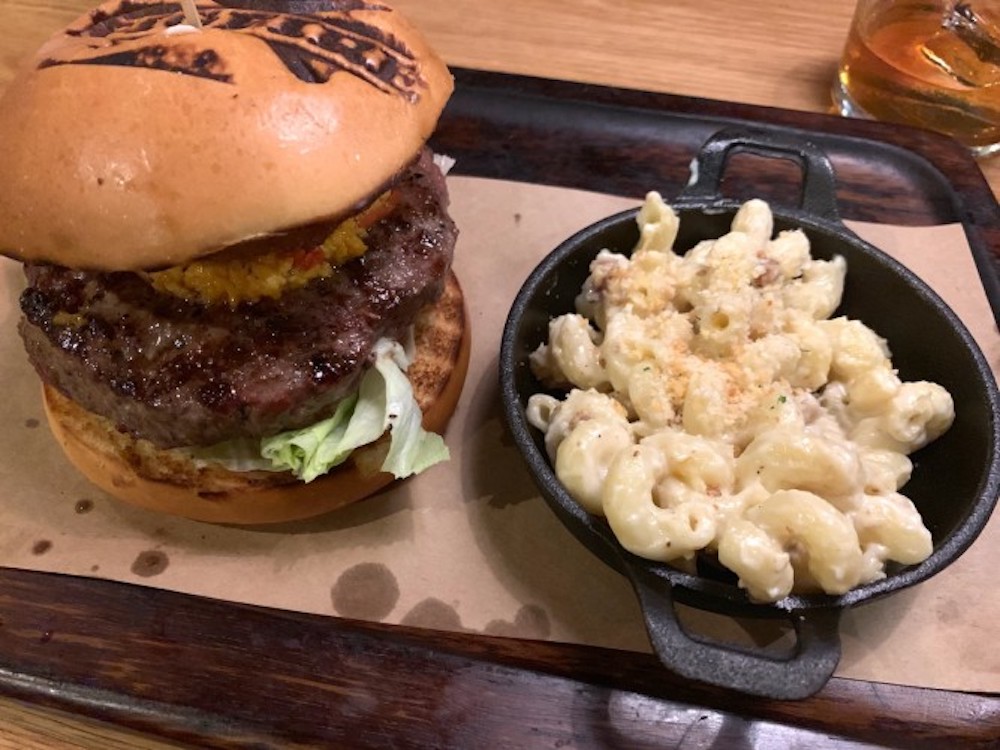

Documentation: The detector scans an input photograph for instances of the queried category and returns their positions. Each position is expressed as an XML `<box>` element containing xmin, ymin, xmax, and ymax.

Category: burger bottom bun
<box><xmin>43</xmin><ymin>272</ymin><xmax>470</xmax><ymax>525</ymax></box>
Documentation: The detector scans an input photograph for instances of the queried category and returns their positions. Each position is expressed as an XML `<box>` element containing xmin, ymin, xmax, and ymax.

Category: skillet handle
<box><xmin>626</xmin><ymin>565</ymin><xmax>842</xmax><ymax>700</ymax></box>
<box><xmin>679</xmin><ymin>126</ymin><xmax>842</xmax><ymax>222</ymax></box>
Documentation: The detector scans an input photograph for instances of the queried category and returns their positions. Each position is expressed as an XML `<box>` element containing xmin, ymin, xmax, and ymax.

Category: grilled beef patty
<box><xmin>19</xmin><ymin>149</ymin><xmax>456</xmax><ymax>448</ymax></box>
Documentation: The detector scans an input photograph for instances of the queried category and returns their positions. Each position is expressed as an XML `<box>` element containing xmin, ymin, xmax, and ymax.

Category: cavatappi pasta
<box><xmin>526</xmin><ymin>194</ymin><xmax>954</xmax><ymax>602</ymax></box>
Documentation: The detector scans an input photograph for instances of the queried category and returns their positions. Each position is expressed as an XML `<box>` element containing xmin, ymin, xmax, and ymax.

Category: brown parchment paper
<box><xmin>1</xmin><ymin>176</ymin><xmax>998</xmax><ymax>693</ymax></box>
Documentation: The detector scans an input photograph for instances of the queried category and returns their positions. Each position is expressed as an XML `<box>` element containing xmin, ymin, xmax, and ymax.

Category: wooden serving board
<box><xmin>1</xmin><ymin>69</ymin><xmax>998</xmax><ymax>748</ymax></box>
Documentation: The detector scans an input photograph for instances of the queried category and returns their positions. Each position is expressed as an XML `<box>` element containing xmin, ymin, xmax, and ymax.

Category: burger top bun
<box><xmin>0</xmin><ymin>0</ymin><xmax>453</xmax><ymax>271</ymax></box>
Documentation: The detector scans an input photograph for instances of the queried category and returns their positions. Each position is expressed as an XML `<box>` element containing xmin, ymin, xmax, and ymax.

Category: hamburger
<box><xmin>0</xmin><ymin>0</ymin><xmax>469</xmax><ymax>524</ymax></box>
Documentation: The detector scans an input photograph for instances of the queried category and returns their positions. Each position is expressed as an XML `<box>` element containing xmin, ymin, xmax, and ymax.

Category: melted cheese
<box><xmin>146</xmin><ymin>191</ymin><xmax>395</xmax><ymax>307</ymax></box>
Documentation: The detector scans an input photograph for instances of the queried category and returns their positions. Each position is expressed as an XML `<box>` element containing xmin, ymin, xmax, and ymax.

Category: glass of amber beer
<box><xmin>833</xmin><ymin>1</ymin><xmax>1000</xmax><ymax>157</ymax></box>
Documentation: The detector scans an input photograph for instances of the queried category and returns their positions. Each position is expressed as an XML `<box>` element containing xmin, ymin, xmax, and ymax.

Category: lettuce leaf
<box><xmin>188</xmin><ymin>339</ymin><xmax>449</xmax><ymax>483</ymax></box>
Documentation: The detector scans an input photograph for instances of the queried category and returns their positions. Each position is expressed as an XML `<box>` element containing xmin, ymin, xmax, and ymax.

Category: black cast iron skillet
<box><xmin>499</xmin><ymin>127</ymin><xmax>1000</xmax><ymax>699</ymax></box>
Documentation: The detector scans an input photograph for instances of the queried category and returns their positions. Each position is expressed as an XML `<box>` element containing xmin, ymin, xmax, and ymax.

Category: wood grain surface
<box><xmin>1</xmin><ymin>1</ymin><xmax>999</xmax><ymax>748</ymax></box>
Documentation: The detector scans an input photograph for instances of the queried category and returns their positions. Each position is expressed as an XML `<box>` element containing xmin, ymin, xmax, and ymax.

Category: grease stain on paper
<box><xmin>400</xmin><ymin>598</ymin><xmax>551</xmax><ymax>640</ymax></box>
<box><xmin>937</xmin><ymin>597</ymin><xmax>962</xmax><ymax>626</ymax></box>
<box><xmin>32</xmin><ymin>539</ymin><xmax>51</xmax><ymax>555</ymax></box>
<box><xmin>331</xmin><ymin>562</ymin><xmax>399</xmax><ymax>621</ymax></box>
<box><xmin>400</xmin><ymin>597</ymin><xmax>464</xmax><ymax>631</ymax></box>
<box><xmin>131</xmin><ymin>549</ymin><xmax>169</xmax><ymax>577</ymax></box>
<box><xmin>484</xmin><ymin>604</ymin><xmax>551</xmax><ymax>639</ymax></box>
<box><xmin>74</xmin><ymin>499</ymin><xmax>94</xmax><ymax>514</ymax></box>
<box><xmin>24</xmin><ymin>418</ymin><xmax>39</xmax><ymax>429</ymax></box>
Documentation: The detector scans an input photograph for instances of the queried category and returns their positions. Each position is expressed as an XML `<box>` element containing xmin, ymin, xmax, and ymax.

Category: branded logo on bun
<box><xmin>0</xmin><ymin>0</ymin><xmax>469</xmax><ymax>524</ymax></box>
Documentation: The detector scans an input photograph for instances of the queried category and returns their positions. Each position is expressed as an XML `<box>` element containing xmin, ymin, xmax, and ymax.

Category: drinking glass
<box><xmin>833</xmin><ymin>1</ymin><xmax>1000</xmax><ymax>157</ymax></box>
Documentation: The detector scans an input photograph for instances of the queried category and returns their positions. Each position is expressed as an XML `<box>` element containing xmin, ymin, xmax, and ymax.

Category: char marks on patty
<box><xmin>19</xmin><ymin>148</ymin><xmax>456</xmax><ymax>448</ymax></box>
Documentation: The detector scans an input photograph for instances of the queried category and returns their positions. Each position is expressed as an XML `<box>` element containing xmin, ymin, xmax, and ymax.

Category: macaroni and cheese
<box><xmin>526</xmin><ymin>194</ymin><xmax>953</xmax><ymax>602</ymax></box>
